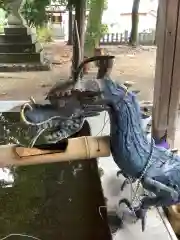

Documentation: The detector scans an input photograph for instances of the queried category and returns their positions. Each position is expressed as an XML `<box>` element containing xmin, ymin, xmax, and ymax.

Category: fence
<box><xmin>100</xmin><ymin>30</ymin><xmax>156</xmax><ymax>46</ymax></box>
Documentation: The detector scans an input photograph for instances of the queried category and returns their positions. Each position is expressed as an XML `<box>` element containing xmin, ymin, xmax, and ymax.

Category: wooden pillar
<box><xmin>152</xmin><ymin>0</ymin><xmax>180</xmax><ymax>147</ymax></box>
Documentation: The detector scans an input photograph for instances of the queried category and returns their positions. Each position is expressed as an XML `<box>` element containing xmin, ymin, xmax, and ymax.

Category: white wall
<box><xmin>102</xmin><ymin>14</ymin><xmax>157</xmax><ymax>34</ymax></box>
<box><xmin>108</xmin><ymin>0</ymin><xmax>158</xmax><ymax>14</ymax></box>
<box><xmin>103</xmin><ymin>0</ymin><xmax>158</xmax><ymax>33</ymax></box>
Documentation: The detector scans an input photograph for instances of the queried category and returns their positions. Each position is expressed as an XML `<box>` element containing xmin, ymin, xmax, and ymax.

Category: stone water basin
<box><xmin>0</xmin><ymin>101</ymin><xmax>177</xmax><ymax>240</ymax></box>
<box><xmin>0</xmin><ymin>100</ymin><xmax>111</xmax><ymax>240</ymax></box>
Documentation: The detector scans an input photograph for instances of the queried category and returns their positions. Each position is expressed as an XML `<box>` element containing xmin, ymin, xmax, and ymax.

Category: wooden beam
<box><xmin>152</xmin><ymin>0</ymin><xmax>180</xmax><ymax>146</ymax></box>
<box><xmin>167</xmin><ymin>2</ymin><xmax>180</xmax><ymax>144</ymax></box>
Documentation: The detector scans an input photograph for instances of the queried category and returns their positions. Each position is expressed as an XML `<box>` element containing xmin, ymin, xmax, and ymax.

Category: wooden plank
<box><xmin>152</xmin><ymin>0</ymin><xmax>180</xmax><ymax>144</ymax></box>
<box><xmin>167</xmin><ymin>1</ymin><xmax>180</xmax><ymax>144</ymax></box>
<box><xmin>152</xmin><ymin>0</ymin><xmax>167</xmax><ymax>138</ymax></box>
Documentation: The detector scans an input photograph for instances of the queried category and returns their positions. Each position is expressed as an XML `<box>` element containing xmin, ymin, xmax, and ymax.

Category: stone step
<box><xmin>0</xmin><ymin>62</ymin><xmax>51</xmax><ymax>72</ymax></box>
<box><xmin>4</xmin><ymin>27</ymin><xmax>29</xmax><ymax>35</ymax></box>
<box><xmin>0</xmin><ymin>34</ymin><xmax>34</xmax><ymax>44</ymax></box>
<box><xmin>0</xmin><ymin>53</ymin><xmax>42</xmax><ymax>63</ymax></box>
<box><xmin>0</xmin><ymin>43</ymin><xmax>36</xmax><ymax>53</ymax></box>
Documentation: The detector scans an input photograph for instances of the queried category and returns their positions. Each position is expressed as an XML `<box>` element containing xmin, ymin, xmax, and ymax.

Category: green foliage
<box><xmin>100</xmin><ymin>23</ymin><xmax>108</xmax><ymax>38</ymax></box>
<box><xmin>0</xmin><ymin>0</ymin><xmax>8</xmax><ymax>10</ymax></box>
<box><xmin>51</xmin><ymin>0</ymin><xmax>68</xmax><ymax>5</ymax></box>
<box><xmin>84</xmin><ymin>23</ymin><xmax>108</xmax><ymax>54</ymax></box>
<box><xmin>21</xmin><ymin>0</ymin><xmax>51</xmax><ymax>27</ymax></box>
<box><xmin>0</xmin><ymin>0</ymin><xmax>93</xmax><ymax>27</ymax></box>
<box><xmin>84</xmin><ymin>0</ymin><xmax>107</xmax><ymax>56</ymax></box>
<box><xmin>103</xmin><ymin>0</ymin><xmax>108</xmax><ymax>10</ymax></box>
<box><xmin>0</xmin><ymin>8</ymin><xmax>6</xmax><ymax>27</ymax></box>
<box><xmin>86</xmin><ymin>0</ymin><xmax>107</xmax><ymax>10</ymax></box>
<box><xmin>20</xmin><ymin>0</ymin><xmax>89</xmax><ymax>27</ymax></box>
<box><xmin>37</xmin><ymin>27</ymin><xmax>53</xmax><ymax>43</ymax></box>
<box><xmin>0</xmin><ymin>24</ymin><xmax>4</xmax><ymax>33</ymax></box>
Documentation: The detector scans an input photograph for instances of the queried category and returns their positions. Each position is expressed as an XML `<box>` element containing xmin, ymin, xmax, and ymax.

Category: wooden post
<box><xmin>152</xmin><ymin>0</ymin><xmax>180</xmax><ymax>147</ymax></box>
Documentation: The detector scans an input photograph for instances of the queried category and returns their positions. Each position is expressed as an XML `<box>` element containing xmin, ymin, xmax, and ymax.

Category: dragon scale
<box><xmin>19</xmin><ymin>54</ymin><xmax>180</xmax><ymax>231</ymax></box>
<box><xmin>97</xmin><ymin>77</ymin><xmax>180</xmax><ymax>208</ymax></box>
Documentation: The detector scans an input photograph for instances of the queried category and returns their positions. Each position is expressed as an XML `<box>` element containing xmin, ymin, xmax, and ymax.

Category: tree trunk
<box><xmin>72</xmin><ymin>0</ymin><xmax>86</xmax><ymax>71</ymax></box>
<box><xmin>84</xmin><ymin>0</ymin><xmax>105</xmax><ymax>57</ymax></box>
<box><xmin>67</xmin><ymin>5</ymin><xmax>73</xmax><ymax>45</ymax></box>
<box><xmin>129</xmin><ymin>0</ymin><xmax>140</xmax><ymax>46</ymax></box>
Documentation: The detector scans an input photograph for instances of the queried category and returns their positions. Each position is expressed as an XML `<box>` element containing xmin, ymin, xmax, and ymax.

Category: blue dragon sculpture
<box><xmin>20</xmin><ymin>54</ymin><xmax>180</xmax><ymax>232</ymax></box>
<box><xmin>96</xmin><ymin>75</ymin><xmax>180</xmax><ymax>226</ymax></box>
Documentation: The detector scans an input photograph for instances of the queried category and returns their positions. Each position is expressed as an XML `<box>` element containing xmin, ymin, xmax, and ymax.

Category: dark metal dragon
<box><xmin>19</xmin><ymin>20</ymin><xmax>180</xmax><ymax>233</ymax></box>
<box><xmin>20</xmin><ymin>54</ymin><xmax>180</xmax><ymax>232</ymax></box>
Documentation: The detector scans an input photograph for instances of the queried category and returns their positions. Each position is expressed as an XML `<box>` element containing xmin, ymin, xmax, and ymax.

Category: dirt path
<box><xmin>109</xmin><ymin>45</ymin><xmax>156</xmax><ymax>101</ymax></box>
<box><xmin>0</xmin><ymin>63</ymin><xmax>71</xmax><ymax>100</ymax></box>
<box><xmin>0</xmin><ymin>41</ymin><xmax>72</xmax><ymax>101</ymax></box>
<box><xmin>0</xmin><ymin>44</ymin><xmax>156</xmax><ymax>102</ymax></box>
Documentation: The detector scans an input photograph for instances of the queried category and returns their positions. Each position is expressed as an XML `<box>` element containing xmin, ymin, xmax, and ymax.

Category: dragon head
<box><xmin>19</xmin><ymin>20</ymin><xmax>115</xmax><ymax>147</ymax></box>
<box><xmin>19</xmin><ymin>55</ymin><xmax>115</xmax><ymax>147</ymax></box>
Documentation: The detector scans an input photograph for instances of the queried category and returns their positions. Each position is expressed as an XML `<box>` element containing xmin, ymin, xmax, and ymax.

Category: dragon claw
<box><xmin>117</xmin><ymin>170</ymin><xmax>123</xmax><ymax>177</ymax></box>
<box><xmin>132</xmin><ymin>207</ymin><xmax>147</xmax><ymax>232</ymax></box>
<box><xmin>119</xmin><ymin>198</ymin><xmax>133</xmax><ymax>210</ymax></box>
<box><xmin>121</xmin><ymin>179</ymin><xmax>130</xmax><ymax>191</ymax></box>
<box><xmin>118</xmin><ymin>199</ymin><xmax>147</xmax><ymax>231</ymax></box>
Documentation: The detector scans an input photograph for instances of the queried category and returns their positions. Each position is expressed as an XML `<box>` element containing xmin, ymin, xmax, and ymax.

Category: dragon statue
<box><xmin>18</xmin><ymin>21</ymin><xmax>180</xmax><ymax>233</ymax></box>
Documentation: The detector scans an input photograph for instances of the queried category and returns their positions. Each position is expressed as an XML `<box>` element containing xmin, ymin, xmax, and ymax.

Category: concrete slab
<box><xmin>0</xmin><ymin>100</ymin><xmax>28</xmax><ymax>112</ymax></box>
<box><xmin>88</xmin><ymin>111</ymin><xmax>178</xmax><ymax>240</ymax></box>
